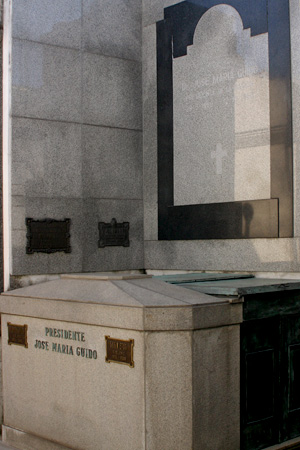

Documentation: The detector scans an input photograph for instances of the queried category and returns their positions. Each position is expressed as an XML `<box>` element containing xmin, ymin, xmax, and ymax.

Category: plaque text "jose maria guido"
<box><xmin>34</xmin><ymin>327</ymin><xmax>97</xmax><ymax>359</ymax></box>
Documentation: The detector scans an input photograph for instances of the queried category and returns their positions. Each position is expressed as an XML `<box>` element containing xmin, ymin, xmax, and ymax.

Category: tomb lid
<box><xmin>0</xmin><ymin>274</ymin><xmax>242</xmax><ymax>331</ymax></box>
<box><xmin>174</xmin><ymin>277</ymin><xmax>300</xmax><ymax>297</ymax></box>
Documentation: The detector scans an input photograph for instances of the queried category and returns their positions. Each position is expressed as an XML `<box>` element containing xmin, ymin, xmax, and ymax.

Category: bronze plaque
<box><xmin>26</xmin><ymin>218</ymin><xmax>71</xmax><ymax>254</ymax></box>
<box><xmin>98</xmin><ymin>218</ymin><xmax>129</xmax><ymax>248</ymax></box>
<box><xmin>8</xmin><ymin>323</ymin><xmax>28</xmax><ymax>348</ymax></box>
<box><xmin>105</xmin><ymin>336</ymin><xmax>134</xmax><ymax>368</ymax></box>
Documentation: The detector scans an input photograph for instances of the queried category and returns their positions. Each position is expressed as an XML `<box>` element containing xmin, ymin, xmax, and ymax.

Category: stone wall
<box><xmin>7</xmin><ymin>0</ymin><xmax>143</xmax><ymax>282</ymax></box>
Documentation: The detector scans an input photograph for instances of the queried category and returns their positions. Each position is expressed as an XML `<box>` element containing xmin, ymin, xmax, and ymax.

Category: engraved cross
<box><xmin>211</xmin><ymin>143</ymin><xmax>227</xmax><ymax>175</ymax></box>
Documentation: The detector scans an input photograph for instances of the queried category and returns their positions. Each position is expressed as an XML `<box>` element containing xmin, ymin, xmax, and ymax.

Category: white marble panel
<box><xmin>172</xmin><ymin>5</ymin><xmax>270</xmax><ymax>206</ymax></box>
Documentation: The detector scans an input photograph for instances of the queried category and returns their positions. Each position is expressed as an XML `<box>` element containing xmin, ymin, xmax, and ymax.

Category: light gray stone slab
<box><xmin>143</xmin><ymin>24</ymin><xmax>158</xmax><ymax>240</ymax></box>
<box><xmin>12</xmin><ymin>0</ymin><xmax>81</xmax><ymax>49</ymax></box>
<box><xmin>290</xmin><ymin>0</ymin><xmax>300</xmax><ymax>236</ymax></box>
<box><xmin>193</xmin><ymin>325</ymin><xmax>240</xmax><ymax>450</ymax></box>
<box><xmin>82</xmin><ymin>53</ymin><xmax>142</xmax><ymax>130</ymax></box>
<box><xmin>172</xmin><ymin>5</ymin><xmax>270</xmax><ymax>206</ymax></box>
<box><xmin>12</xmin><ymin>118</ymin><xmax>82</xmax><ymax>199</ymax></box>
<box><xmin>82</xmin><ymin>125</ymin><xmax>142</xmax><ymax>199</ymax></box>
<box><xmin>145</xmin><ymin>331</ymin><xmax>193</xmax><ymax>450</ymax></box>
<box><xmin>144</xmin><ymin>239</ymin><xmax>300</xmax><ymax>273</ymax></box>
<box><xmin>12</xmin><ymin>40</ymin><xmax>81</xmax><ymax>122</ymax></box>
<box><xmin>11</xmin><ymin>197</ymin><xmax>84</xmax><ymax>275</ymax></box>
<box><xmin>82</xmin><ymin>199</ymin><xmax>144</xmax><ymax>272</ymax></box>
<box><xmin>82</xmin><ymin>0</ymin><xmax>142</xmax><ymax>61</ymax></box>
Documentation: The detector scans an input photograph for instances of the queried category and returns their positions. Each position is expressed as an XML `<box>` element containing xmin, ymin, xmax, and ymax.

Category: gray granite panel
<box><xmin>82</xmin><ymin>0</ymin><xmax>142</xmax><ymax>61</ymax></box>
<box><xmin>12</xmin><ymin>40</ymin><xmax>81</xmax><ymax>122</ymax></box>
<box><xmin>144</xmin><ymin>239</ymin><xmax>300</xmax><ymax>273</ymax></box>
<box><xmin>142</xmin><ymin>0</ymin><xmax>178</xmax><ymax>28</ymax></box>
<box><xmin>82</xmin><ymin>199</ymin><xmax>144</xmax><ymax>272</ymax></box>
<box><xmin>82</xmin><ymin>125</ymin><xmax>142</xmax><ymax>199</ymax></box>
<box><xmin>82</xmin><ymin>53</ymin><xmax>142</xmax><ymax>130</ymax></box>
<box><xmin>143</xmin><ymin>25</ymin><xmax>158</xmax><ymax>241</ymax></box>
<box><xmin>11</xmin><ymin>197</ymin><xmax>84</xmax><ymax>275</ymax></box>
<box><xmin>11</xmin><ymin>118</ymin><xmax>82</xmax><ymax>199</ymax></box>
<box><xmin>12</xmin><ymin>0</ymin><xmax>81</xmax><ymax>49</ymax></box>
<box><xmin>290</xmin><ymin>0</ymin><xmax>300</xmax><ymax>236</ymax></box>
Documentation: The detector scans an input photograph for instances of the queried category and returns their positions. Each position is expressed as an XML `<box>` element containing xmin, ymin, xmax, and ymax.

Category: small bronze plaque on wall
<box><xmin>8</xmin><ymin>323</ymin><xmax>28</xmax><ymax>348</ymax></box>
<box><xmin>26</xmin><ymin>218</ymin><xmax>71</xmax><ymax>254</ymax></box>
<box><xmin>105</xmin><ymin>336</ymin><xmax>134</xmax><ymax>368</ymax></box>
<box><xmin>98</xmin><ymin>218</ymin><xmax>129</xmax><ymax>248</ymax></box>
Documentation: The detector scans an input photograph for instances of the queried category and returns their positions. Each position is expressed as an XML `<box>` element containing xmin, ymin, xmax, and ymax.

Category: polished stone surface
<box><xmin>173</xmin><ymin>5</ymin><xmax>270</xmax><ymax>206</ymax></box>
<box><xmin>82</xmin><ymin>125</ymin><xmax>142</xmax><ymax>199</ymax></box>
<box><xmin>12</xmin><ymin>40</ymin><xmax>81</xmax><ymax>122</ymax></box>
<box><xmin>82</xmin><ymin>53</ymin><xmax>142</xmax><ymax>130</ymax></box>
<box><xmin>12</xmin><ymin>0</ymin><xmax>81</xmax><ymax>49</ymax></box>
<box><xmin>82</xmin><ymin>0</ymin><xmax>142</xmax><ymax>61</ymax></box>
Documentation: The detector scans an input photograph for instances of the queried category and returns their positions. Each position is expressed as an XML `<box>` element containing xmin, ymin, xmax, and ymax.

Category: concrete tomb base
<box><xmin>0</xmin><ymin>274</ymin><xmax>242</xmax><ymax>450</ymax></box>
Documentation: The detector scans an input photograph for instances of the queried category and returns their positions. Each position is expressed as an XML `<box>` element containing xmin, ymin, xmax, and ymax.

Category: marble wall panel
<box><xmin>12</xmin><ymin>0</ymin><xmax>81</xmax><ymax>49</ymax></box>
<box><xmin>12</xmin><ymin>40</ymin><xmax>81</xmax><ymax>122</ymax></box>
<box><xmin>82</xmin><ymin>53</ymin><xmax>142</xmax><ymax>130</ymax></box>
<box><xmin>82</xmin><ymin>0</ymin><xmax>142</xmax><ymax>61</ymax></box>
<box><xmin>82</xmin><ymin>125</ymin><xmax>142</xmax><ymax>199</ymax></box>
<box><xmin>11</xmin><ymin>118</ymin><xmax>82</xmax><ymax>199</ymax></box>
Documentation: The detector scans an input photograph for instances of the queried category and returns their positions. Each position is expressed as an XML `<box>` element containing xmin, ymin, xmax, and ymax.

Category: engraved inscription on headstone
<box><xmin>98</xmin><ymin>218</ymin><xmax>129</xmax><ymax>248</ymax></box>
<box><xmin>26</xmin><ymin>218</ymin><xmax>71</xmax><ymax>254</ymax></box>
<box><xmin>105</xmin><ymin>336</ymin><xmax>134</xmax><ymax>368</ymax></box>
<box><xmin>8</xmin><ymin>323</ymin><xmax>28</xmax><ymax>348</ymax></box>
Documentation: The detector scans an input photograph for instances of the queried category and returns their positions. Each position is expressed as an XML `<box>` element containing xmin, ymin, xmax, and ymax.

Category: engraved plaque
<box><xmin>8</xmin><ymin>323</ymin><xmax>28</xmax><ymax>348</ymax></box>
<box><xmin>98</xmin><ymin>218</ymin><xmax>129</xmax><ymax>248</ymax></box>
<box><xmin>105</xmin><ymin>336</ymin><xmax>134</xmax><ymax>368</ymax></box>
<box><xmin>26</xmin><ymin>218</ymin><xmax>71</xmax><ymax>254</ymax></box>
